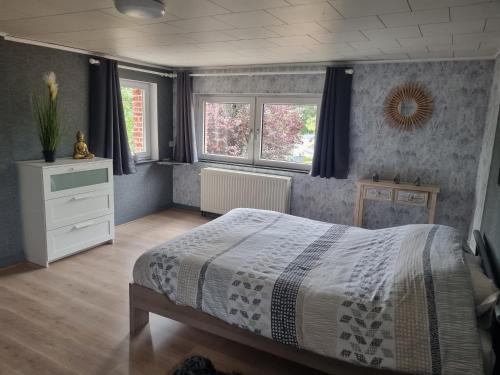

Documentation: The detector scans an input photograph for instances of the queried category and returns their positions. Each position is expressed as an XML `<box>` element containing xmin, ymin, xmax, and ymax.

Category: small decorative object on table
<box><xmin>393</xmin><ymin>173</ymin><xmax>401</xmax><ymax>184</ymax></box>
<box><xmin>372</xmin><ymin>173</ymin><xmax>379</xmax><ymax>182</ymax></box>
<box><xmin>32</xmin><ymin>72</ymin><xmax>62</xmax><ymax>162</ymax></box>
<box><xmin>414</xmin><ymin>177</ymin><xmax>421</xmax><ymax>186</ymax></box>
<box><xmin>73</xmin><ymin>130</ymin><xmax>94</xmax><ymax>159</ymax></box>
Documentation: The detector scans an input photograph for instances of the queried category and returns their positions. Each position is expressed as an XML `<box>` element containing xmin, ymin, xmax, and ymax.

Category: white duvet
<box><xmin>134</xmin><ymin>208</ymin><xmax>483</xmax><ymax>374</ymax></box>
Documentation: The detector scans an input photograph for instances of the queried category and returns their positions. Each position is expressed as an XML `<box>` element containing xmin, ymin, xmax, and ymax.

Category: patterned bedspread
<box><xmin>133</xmin><ymin>208</ymin><xmax>483</xmax><ymax>374</ymax></box>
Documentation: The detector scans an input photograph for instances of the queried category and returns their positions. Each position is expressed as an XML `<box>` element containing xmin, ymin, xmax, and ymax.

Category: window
<box><xmin>120</xmin><ymin>79</ymin><xmax>158</xmax><ymax>161</ymax></box>
<box><xmin>197</xmin><ymin>95</ymin><xmax>321</xmax><ymax>170</ymax></box>
<box><xmin>201</xmin><ymin>97</ymin><xmax>255</xmax><ymax>163</ymax></box>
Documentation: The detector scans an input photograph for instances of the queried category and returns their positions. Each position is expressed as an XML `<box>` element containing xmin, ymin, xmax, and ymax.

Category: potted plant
<box><xmin>33</xmin><ymin>72</ymin><xmax>61</xmax><ymax>162</ymax></box>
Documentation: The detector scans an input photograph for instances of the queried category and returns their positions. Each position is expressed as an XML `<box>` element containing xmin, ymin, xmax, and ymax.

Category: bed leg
<box><xmin>130</xmin><ymin>305</ymin><xmax>149</xmax><ymax>334</ymax></box>
<box><xmin>129</xmin><ymin>284</ymin><xmax>149</xmax><ymax>334</ymax></box>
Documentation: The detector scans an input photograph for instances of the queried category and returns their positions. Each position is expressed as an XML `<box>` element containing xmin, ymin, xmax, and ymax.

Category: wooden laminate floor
<box><xmin>0</xmin><ymin>208</ymin><xmax>326</xmax><ymax>375</ymax></box>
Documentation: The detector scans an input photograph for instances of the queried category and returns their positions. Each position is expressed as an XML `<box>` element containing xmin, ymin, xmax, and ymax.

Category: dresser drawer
<box><xmin>43</xmin><ymin>162</ymin><xmax>112</xmax><ymax>199</ymax></box>
<box><xmin>364</xmin><ymin>187</ymin><xmax>393</xmax><ymax>201</ymax></box>
<box><xmin>47</xmin><ymin>214</ymin><xmax>114</xmax><ymax>262</ymax></box>
<box><xmin>395</xmin><ymin>190</ymin><xmax>428</xmax><ymax>206</ymax></box>
<box><xmin>45</xmin><ymin>189</ymin><xmax>114</xmax><ymax>230</ymax></box>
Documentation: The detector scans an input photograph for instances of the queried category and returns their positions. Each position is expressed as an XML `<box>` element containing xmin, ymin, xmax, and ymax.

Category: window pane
<box><xmin>204</xmin><ymin>102</ymin><xmax>252</xmax><ymax>158</ymax></box>
<box><xmin>261</xmin><ymin>103</ymin><xmax>317</xmax><ymax>164</ymax></box>
<box><xmin>121</xmin><ymin>86</ymin><xmax>146</xmax><ymax>155</ymax></box>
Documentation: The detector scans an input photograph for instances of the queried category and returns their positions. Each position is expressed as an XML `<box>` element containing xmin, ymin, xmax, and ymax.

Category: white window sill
<box><xmin>197</xmin><ymin>159</ymin><xmax>310</xmax><ymax>174</ymax></box>
<box><xmin>134</xmin><ymin>158</ymin><xmax>159</xmax><ymax>165</ymax></box>
<box><xmin>157</xmin><ymin>160</ymin><xmax>191</xmax><ymax>166</ymax></box>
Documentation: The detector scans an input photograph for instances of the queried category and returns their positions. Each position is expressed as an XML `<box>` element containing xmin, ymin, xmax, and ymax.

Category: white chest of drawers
<box><xmin>17</xmin><ymin>157</ymin><xmax>115</xmax><ymax>267</ymax></box>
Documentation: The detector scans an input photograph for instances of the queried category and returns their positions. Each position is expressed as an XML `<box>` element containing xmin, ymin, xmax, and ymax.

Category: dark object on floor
<box><xmin>393</xmin><ymin>173</ymin><xmax>401</xmax><ymax>184</ymax></box>
<box><xmin>170</xmin><ymin>356</ymin><xmax>242</xmax><ymax>375</ymax></box>
<box><xmin>201</xmin><ymin>211</ymin><xmax>221</xmax><ymax>219</ymax></box>
<box><xmin>372</xmin><ymin>173</ymin><xmax>379</xmax><ymax>182</ymax></box>
<box><xmin>414</xmin><ymin>176</ymin><xmax>421</xmax><ymax>186</ymax></box>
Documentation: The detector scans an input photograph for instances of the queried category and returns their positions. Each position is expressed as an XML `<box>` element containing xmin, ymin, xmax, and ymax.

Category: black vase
<box><xmin>43</xmin><ymin>150</ymin><xmax>56</xmax><ymax>163</ymax></box>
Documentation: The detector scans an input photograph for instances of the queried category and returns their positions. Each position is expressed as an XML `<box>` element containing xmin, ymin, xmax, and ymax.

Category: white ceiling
<box><xmin>0</xmin><ymin>0</ymin><xmax>499</xmax><ymax>67</ymax></box>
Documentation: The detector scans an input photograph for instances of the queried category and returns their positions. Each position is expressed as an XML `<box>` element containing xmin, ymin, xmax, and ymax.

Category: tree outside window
<box><xmin>201</xmin><ymin>96</ymin><xmax>319</xmax><ymax>170</ymax></box>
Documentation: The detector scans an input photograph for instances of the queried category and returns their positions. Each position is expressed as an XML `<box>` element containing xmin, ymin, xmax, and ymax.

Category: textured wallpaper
<box><xmin>0</xmin><ymin>39</ymin><xmax>174</xmax><ymax>267</ymax></box>
<box><xmin>173</xmin><ymin>61</ymin><xmax>494</xmax><ymax>237</ymax></box>
<box><xmin>114</xmin><ymin>68</ymin><xmax>174</xmax><ymax>225</ymax></box>
<box><xmin>0</xmin><ymin>39</ymin><xmax>89</xmax><ymax>266</ymax></box>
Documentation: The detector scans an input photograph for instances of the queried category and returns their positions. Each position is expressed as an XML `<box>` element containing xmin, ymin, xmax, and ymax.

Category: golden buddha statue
<box><xmin>73</xmin><ymin>131</ymin><xmax>94</xmax><ymax>159</ymax></box>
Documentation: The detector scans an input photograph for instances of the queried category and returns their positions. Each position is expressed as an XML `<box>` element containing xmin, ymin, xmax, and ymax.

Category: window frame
<box><xmin>255</xmin><ymin>96</ymin><xmax>322</xmax><ymax>171</ymax></box>
<box><xmin>196</xmin><ymin>95</ymin><xmax>256</xmax><ymax>165</ymax></box>
<box><xmin>196</xmin><ymin>94</ymin><xmax>322</xmax><ymax>171</ymax></box>
<box><xmin>120</xmin><ymin>78</ymin><xmax>159</xmax><ymax>162</ymax></box>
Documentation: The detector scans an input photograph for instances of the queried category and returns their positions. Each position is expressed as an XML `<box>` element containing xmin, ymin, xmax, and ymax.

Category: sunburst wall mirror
<box><xmin>384</xmin><ymin>83</ymin><xmax>434</xmax><ymax>131</ymax></box>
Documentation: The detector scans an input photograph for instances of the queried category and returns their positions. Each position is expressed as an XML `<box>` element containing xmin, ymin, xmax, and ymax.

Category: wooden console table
<box><xmin>354</xmin><ymin>179</ymin><xmax>440</xmax><ymax>227</ymax></box>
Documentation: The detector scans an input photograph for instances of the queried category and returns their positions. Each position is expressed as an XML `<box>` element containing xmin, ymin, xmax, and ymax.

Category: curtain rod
<box><xmin>119</xmin><ymin>65</ymin><xmax>176</xmax><ymax>78</ymax></box>
<box><xmin>3</xmin><ymin>35</ymin><xmax>172</xmax><ymax>70</ymax></box>
<box><xmin>89</xmin><ymin>58</ymin><xmax>353</xmax><ymax>78</ymax></box>
<box><xmin>89</xmin><ymin>58</ymin><xmax>175</xmax><ymax>78</ymax></box>
<box><xmin>189</xmin><ymin>69</ymin><xmax>353</xmax><ymax>77</ymax></box>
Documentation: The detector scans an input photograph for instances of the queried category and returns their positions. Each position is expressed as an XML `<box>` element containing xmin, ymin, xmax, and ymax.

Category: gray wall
<box><xmin>114</xmin><ymin>68</ymin><xmax>174</xmax><ymax>225</ymax></box>
<box><xmin>0</xmin><ymin>39</ymin><xmax>89</xmax><ymax>266</ymax></box>
<box><xmin>173</xmin><ymin>61</ymin><xmax>494</xmax><ymax>237</ymax></box>
<box><xmin>481</xmin><ymin>56</ymin><xmax>500</xmax><ymax>259</ymax></box>
<box><xmin>0</xmin><ymin>38</ymin><xmax>173</xmax><ymax>267</ymax></box>
<box><xmin>473</xmin><ymin>56</ymin><xmax>500</xmax><ymax>239</ymax></box>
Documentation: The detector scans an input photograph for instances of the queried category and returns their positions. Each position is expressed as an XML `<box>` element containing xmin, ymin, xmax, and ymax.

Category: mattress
<box><xmin>133</xmin><ymin>208</ymin><xmax>483</xmax><ymax>374</ymax></box>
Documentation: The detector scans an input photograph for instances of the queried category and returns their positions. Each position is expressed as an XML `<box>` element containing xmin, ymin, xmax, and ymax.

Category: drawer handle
<box><xmin>73</xmin><ymin>220</ymin><xmax>95</xmax><ymax>230</ymax></box>
<box><xmin>72</xmin><ymin>193</ymin><xmax>94</xmax><ymax>201</ymax></box>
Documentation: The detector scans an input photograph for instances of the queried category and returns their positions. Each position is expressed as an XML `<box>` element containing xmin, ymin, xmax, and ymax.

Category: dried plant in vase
<box><xmin>32</xmin><ymin>72</ymin><xmax>62</xmax><ymax>162</ymax></box>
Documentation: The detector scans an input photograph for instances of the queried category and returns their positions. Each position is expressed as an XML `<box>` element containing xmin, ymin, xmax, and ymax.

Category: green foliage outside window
<box><xmin>120</xmin><ymin>87</ymin><xmax>136</xmax><ymax>154</ymax></box>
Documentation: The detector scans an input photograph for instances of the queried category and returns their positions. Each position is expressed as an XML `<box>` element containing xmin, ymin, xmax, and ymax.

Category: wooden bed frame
<box><xmin>129</xmin><ymin>283</ymin><xmax>397</xmax><ymax>375</ymax></box>
<box><xmin>129</xmin><ymin>229</ymin><xmax>500</xmax><ymax>375</ymax></box>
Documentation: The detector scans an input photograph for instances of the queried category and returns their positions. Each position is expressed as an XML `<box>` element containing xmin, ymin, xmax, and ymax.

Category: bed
<box><xmin>130</xmin><ymin>208</ymin><xmax>498</xmax><ymax>375</ymax></box>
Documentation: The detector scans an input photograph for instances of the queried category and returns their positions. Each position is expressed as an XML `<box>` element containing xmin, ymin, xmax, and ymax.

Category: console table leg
<box><xmin>354</xmin><ymin>185</ymin><xmax>364</xmax><ymax>227</ymax></box>
<box><xmin>428</xmin><ymin>192</ymin><xmax>438</xmax><ymax>224</ymax></box>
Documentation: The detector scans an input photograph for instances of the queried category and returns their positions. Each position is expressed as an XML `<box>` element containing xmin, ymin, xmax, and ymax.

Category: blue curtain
<box><xmin>311</xmin><ymin>67</ymin><xmax>353</xmax><ymax>179</ymax></box>
<box><xmin>88</xmin><ymin>58</ymin><xmax>136</xmax><ymax>175</ymax></box>
<box><xmin>174</xmin><ymin>71</ymin><xmax>197</xmax><ymax>163</ymax></box>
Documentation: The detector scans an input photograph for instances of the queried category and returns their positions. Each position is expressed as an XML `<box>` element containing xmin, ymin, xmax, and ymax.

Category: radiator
<box><xmin>200</xmin><ymin>168</ymin><xmax>292</xmax><ymax>215</ymax></box>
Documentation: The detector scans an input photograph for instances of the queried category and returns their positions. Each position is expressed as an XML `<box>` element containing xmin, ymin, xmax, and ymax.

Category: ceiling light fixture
<box><xmin>114</xmin><ymin>0</ymin><xmax>166</xmax><ymax>19</ymax></box>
